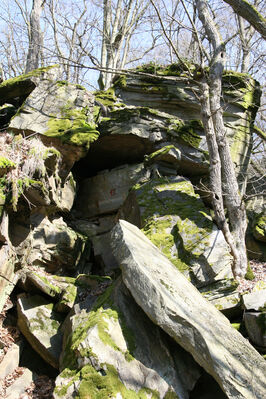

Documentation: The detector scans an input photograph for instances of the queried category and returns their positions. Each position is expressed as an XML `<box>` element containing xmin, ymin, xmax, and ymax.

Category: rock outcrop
<box><xmin>111</xmin><ymin>220</ymin><xmax>266</xmax><ymax>399</ymax></box>
<box><xmin>0</xmin><ymin>64</ymin><xmax>264</xmax><ymax>398</ymax></box>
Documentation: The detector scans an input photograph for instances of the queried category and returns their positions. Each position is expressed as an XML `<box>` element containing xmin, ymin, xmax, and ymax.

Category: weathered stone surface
<box><xmin>244</xmin><ymin>312</ymin><xmax>266</xmax><ymax>349</ymax></box>
<box><xmin>111</xmin><ymin>220</ymin><xmax>266</xmax><ymax>399</ymax></box>
<box><xmin>242</xmin><ymin>289</ymin><xmax>266</xmax><ymax>311</ymax></box>
<box><xmin>114</xmin><ymin>68</ymin><xmax>260</xmax><ymax>185</ymax></box>
<box><xmin>119</xmin><ymin>176</ymin><xmax>233</xmax><ymax>287</ymax></box>
<box><xmin>81</xmin><ymin>108</ymin><xmax>209</xmax><ymax>176</ymax></box>
<box><xmin>75</xmin><ymin>163</ymin><xmax>149</xmax><ymax>218</ymax></box>
<box><xmin>0</xmin><ymin>103</ymin><xmax>17</xmax><ymax>129</ymax></box>
<box><xmin>48</xmin><ymin>172</ymin><xmax>76</xmax><ymax>213</ymax></box>
<box><xmin>253</xmin><ymin>214</ymin><xmax>266</xmax><ymax>242</ymax></box>
<box><xmin>8</xmin><ymin>73</ymin><xmax>98</xmax><ymax>174</ymax></box>
<box><xmin>0</xmin><ymin>245</ymin><xmax>17</xmax><ymax>313</ymax></box>
<box><xmin>9</xmin><ymin>78</ymin><xmax>98</xmax><ymax>148</ymax></box>
<box><xmin>16</xmin><ymin>215</ymin><xmax>88</xmax><ymax>272</ymax></box>
<box><xmin>199</xmin><ymin>279</ymin><xmax>241</xmax><ymax>316</ymax></box>
<box><xmin>245</xmin><ymin>163</ymin><xmax>265</xmax><ymax>260</ymax></box>
<box><xmin>70</xmin><ymin>214</ymin><xmax>116</xmax><ymax>237</ymax></box>
<box><xmin>55</xmin><ymin>278</ymin><xmax>200</xmax><ymax>399</ymax></box>
<box><xmin>0</xmin><ymin>65</ymin><xmax>60</xmax><ymax>106</ymax></box>
<box><xmin>5</xmin><ymin>367</ymin><xmax>33</xmax><ymax>399</ymax></box>
<box><xmin>0</xmin><ymin>343</ymin><xmax>20</xmax><ymax>380</ymax></box>
<box><xmin>17</xmin><ymin>294</ymin><xmax>63</xmax><ymax>369</ymax></box>
<box><xmin>92</xmin><ymin>232</ymin><xmax>118</xmax><ymax>273</ymax></box>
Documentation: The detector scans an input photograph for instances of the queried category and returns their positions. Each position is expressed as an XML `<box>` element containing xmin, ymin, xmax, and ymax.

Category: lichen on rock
<box><xmin>120</xmin><ymin>176</ymin><xmax>233</xmax><ymax>286</ymax></box>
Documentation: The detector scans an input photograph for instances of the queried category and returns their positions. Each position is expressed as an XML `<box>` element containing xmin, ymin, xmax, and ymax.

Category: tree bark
<box><xmin>196</xmin><ymin>0</ymin><xmax>248</xmax><ymax>277</ymax></box>
<box><xmin>25</xmin><ymin>0</ymin><xmax>46</xmax><ymax>73</ymax></box>
<box><xmin>222</xmin><ymin>0</ymin><xmax>266</xmax><ymax>39</ymax></box>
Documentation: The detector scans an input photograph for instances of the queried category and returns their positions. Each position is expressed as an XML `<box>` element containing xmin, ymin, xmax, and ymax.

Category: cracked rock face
<box><xmin>111</xmin><ymin>220</ymin><xmax>266</xmax><ymax>399</ymax></box>
<box><xmin>55</xmin><ymin>278</ymin><xmax>200</xmax><ymax>399</ymax></box>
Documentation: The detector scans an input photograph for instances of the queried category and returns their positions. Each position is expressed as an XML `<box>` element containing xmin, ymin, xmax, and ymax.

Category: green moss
<box><xmin>134</xmin><ymin>61</ymin><xmax>194</xmax><ymax>77</ymax></box>
<box><xmin>0</xmin><ymin>65</ymin><xmax>59</xmax><ymax>90</ymax></box>
<box><xmin>94</xmin><ymin>87</ymin><xmax>117</xmax><ymax>107</ymax></box>
<box><xmin>143</xmin><ymin>217</ymin><xmax>189</xmax><ymax>273</ymax></box>
<box><xmin>46</xmin><ymin>103</ymin><xmax>99</xmax><ymax>148</ymax></box>
<box><xmin>0</xmin><ymin>156</ymin><xmax>15</xmax><ymax>169</ymax></box>
<box><xmin>164</xmin><ymin>390</ymin><xmax>180</xmax><ymax>399</ymax></box>
<box><xmin>245</xmin><ymin>263</ymin><xmax>255</xmax><ymax>281</ymax></box>
<box><xmin>136</xmin><ymin>178</ymin><xmax>214</xmax><ymax>276</ymax></box>
<box><xmin>112</xmin><ymin>75</ymin><xmax>127</xmax><ymax>89</ymax></box>
<box><xmin>167</xmin><ymin>119</ymin><xmax>203</xmax><ymax>149</ymax></box>
<box><xmin>54</xmin><ymin>368</ymin><xmax>80</xmax><ymax>397</ymax></box>
<box><xmin>231</xmin><ymin>323</ymin><xmax>241</xmax><ymax>331</ymax></box>
<box><xmin>145</xmin><ymin>145</ymin><xmax>178</xmax><ymax>164</ymax></box>
<box><xmin>253</xmin><ymin>214</ymin><xmax>266</xmax><ymax>240</ymax></box>
<box><xmin>76</xmin><ymin>364</ymin><xmax>160</xmax><ymax>399</ymax></box>
<box><xmin>33</xmin><ymin>273</ymin><xmax>61</xmax><ymax>296</ymax></box>
<box><xmin>56</xmin><ymin>284</ymin><xmax>77</xmax><ymax>311</ymax></box>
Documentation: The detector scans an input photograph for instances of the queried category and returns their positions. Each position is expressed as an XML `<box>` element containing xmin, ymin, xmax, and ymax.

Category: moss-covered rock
<box><xmin>113</xmin><ymin>64</ymin><xmax>261</xmax><ymax>184</ymax></box>
<box><xmin>9</xmin><ymin>73</ymin><xmax>99</xmax><ymax>152</ymax></box>
<box><xmin>253</xmin><ymin>214</ymin><xmax>266</xmax><ymax>242</ymax></box>
<box><xmin>17</xmin><ymin>294</ymin><xmax>63</xmax><ymax>369</ymax></box>
<box><xmin>119</xmin><ymin>176</ymin><xmax>232</xmax><ymax>287</ymax></box>
<box><xmin>0</xmin><ymin>65</ymin><xmax>60</xmax><ymax>106</ymax></box>
<box><xmin>55</xmin><ymin>278</ymin><xmax>200</xmax><ymax>398</ymax></box>
<box><xmin>17</xmin><ymin>215</ymin><xmax>89</xmax><ymax>273</ymax></box>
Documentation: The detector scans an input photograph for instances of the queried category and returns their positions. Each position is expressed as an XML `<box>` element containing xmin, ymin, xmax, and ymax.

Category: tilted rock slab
<box><xmin>111</xmin><ymin>220</ymin><xmax>266</xmax><ymax>399</ymax></box>
<box><xmin>17</xmin><ymin>294</ymin><xmax>63</xmax><ymax>369</ymax></box>
<box><xmin>55</xmin><ymin>278</ymin><xmax>200</xmax><ymax>399</ymax></box>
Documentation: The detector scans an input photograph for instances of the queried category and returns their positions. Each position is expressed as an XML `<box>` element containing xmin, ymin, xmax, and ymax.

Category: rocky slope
<box><xmin>0</xmin><ymin>64</ymin><xmax>265</xmax><ymax>399</ymax></box>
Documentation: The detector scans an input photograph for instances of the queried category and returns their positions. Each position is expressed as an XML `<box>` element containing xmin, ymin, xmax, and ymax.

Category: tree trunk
<box><xmin>25</xmin><ymin>0</ymin><xmax>45</xmax><ymax>73</ymax></box>
<box><xmin>196</xmin><ymin>0</ymin><xmax>248</xmax><ymax>277</ymax></box>
<box><xmin>222</xmin><ymin>0</ymin><xmax>266</xmax><ymax>38</ymax></box>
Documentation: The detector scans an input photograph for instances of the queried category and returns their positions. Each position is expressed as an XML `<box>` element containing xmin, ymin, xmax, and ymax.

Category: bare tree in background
<box><xmin>99</xmin><ymin>0</ymin><xmax>151</xmax><ymax>89</ymax></box>
<box><xmin>25</xmin><ymin>0</ymin><xmax>46</xmax><ymax>72</ymax></box>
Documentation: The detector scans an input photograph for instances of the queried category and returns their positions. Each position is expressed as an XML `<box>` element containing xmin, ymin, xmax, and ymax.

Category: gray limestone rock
<box><xmin>0</xmin><ymin>245</ymin><xmax>18</xmax><ymax>313</ymax></box>
<box><xmin>55</xmin><ymin>278</ymin><xmax>200</xmax><ymax>399</ymax></box>
<box><xmin>75</xmin><ymin>163</ymin><xmax>150</xmax><ymax>218</ymax></box>
<box><xmin>242</xmin><ymin>289</ymin><xmax>266</xmax><ymax>311</ymax></box>
<box><xmin>0</xmin><ymin>343</ymin><xmax>20</xmax><ymax>380</ymax></box>
<box><xmin>119</xmin><ymin>176</ymin><xmax>233</xmax><ymax>288</ymax></box>
<box><xmin>111</xmin><ymin>220</ymin><xmax>266</xmax><ymax>399</ymax></box>
<box><xmin>244</xmin><ymin>312</ymin><xmax>266</xmax><ymax>349</ymax></box>
<box><xmin>16</xmin><ymin>215</ymin><xmax>88</xmax><ymax>273</ymax></box>
<box><xmin>17</xmin><ymin>294</ymin><xmax>63</xmax><ymax>369</ymax></box>
<box><xmin>5</xmin><ymin>368</ymin><xmax>33</xmax><ymax>399</ymax></box>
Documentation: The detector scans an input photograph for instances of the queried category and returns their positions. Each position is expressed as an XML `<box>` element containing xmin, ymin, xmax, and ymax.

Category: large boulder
<box><xmin>0</xmin><ymin>65</ymin><xmax>60</xmax><ymax>107</ymax></box>
<box><xmin>9</xmin><ymin>70</ymin><xmax>99</xmax><ymax>172</ymax></box>
<box><xmin>111</xmin><ymin>220</ymin><xmax>266</xmax><ymax>399</ymax></box>
<box><xmin>113</xmin><ymin>66</ymin><xmax>261</xmax><ymax>186</ymax></box>
<box><xmin>17</xmin><ymin>294</ymin><xmax>63</xmax><ymax>369</ymax></box>
<box><xmin>78</xmin><ymin>107</ymin><xmax>209</xmax><ymax>177</ymax></box>
<box><xmin>13</xmin><ymin>215</ymin><xmax>89</xmax><ymax>273</ymax></box>
<box><xmin>75</xmin><ymin>163</ymin><xmax>149</xmax><ymax>218</ymax></box>
<box><xmin>55</xmin><ymin>278</ymin><xmax>200</xmax><ymax>399</ymax></box>
<box><xmin>0</xmin><ymin>245</ymin><xmax>17</xmax><ymax>313</ymax></box>
<box><xmin>119</xmin><ymin>176</ymin><xmax>233</xmax><ymax>287</ymax></box>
